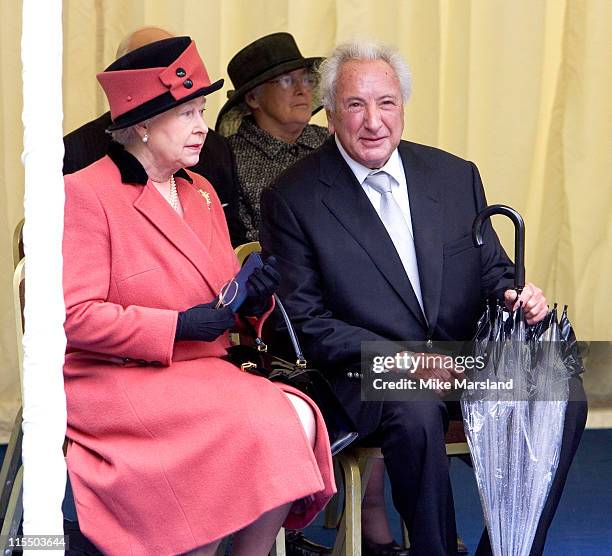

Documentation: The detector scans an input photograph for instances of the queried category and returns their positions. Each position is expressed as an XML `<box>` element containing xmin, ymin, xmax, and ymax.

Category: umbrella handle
<box><xmin>472</xmin><ymin>204</ymin><xmax>525</xmax><ymax>292</ymax></box>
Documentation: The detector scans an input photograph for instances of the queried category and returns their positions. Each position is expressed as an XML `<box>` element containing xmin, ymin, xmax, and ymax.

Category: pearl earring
<box><xmin>142</xmin><ymin>133</ymin><xmax>149</xmax><ymax>143</ymax></box>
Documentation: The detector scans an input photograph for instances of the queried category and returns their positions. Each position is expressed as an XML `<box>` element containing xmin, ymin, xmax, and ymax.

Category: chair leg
<box><xmin>324</xmin><ymin>492</ymin><xmax>340</xmax><ymax>529</ymax></box>
<box><xmin>269</xmin><ymin>527</ymin><xmax>285</xmax><ymax>556</ymax></box>
<box><xmin>0</xmin><ymin>407</ymin><xmax>23</xmax><ymax>524</ymax></box>
<box><xmin>332</xmin><ymin>453</ymin><xmax>361</xmax><ymax>556</ymax></box>
<box><xmin>401</xmin><ymin>522</ymin><xmax>410</xmax><ymax>549</ymax></box>
<box><xmin>324</xmin><ymin>459</ymin><xmax>343</xmax><ymax>529</ymax></box>
<box><xmin>0</xmin><ymin>465</ymin><xmax>23</xmax><ymax>555</ymax></box>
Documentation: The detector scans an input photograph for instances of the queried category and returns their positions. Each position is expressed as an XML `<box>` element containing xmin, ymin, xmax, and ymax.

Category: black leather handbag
<box><xmin>226</xmin><ymin>294</ymin><xmax>358</xmax><ymax>455</ymax></box>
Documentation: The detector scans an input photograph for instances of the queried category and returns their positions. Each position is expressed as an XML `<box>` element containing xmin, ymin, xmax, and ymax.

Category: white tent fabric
<box><xmin>21</xmin><ymin>0</ymin><xmax>67</xmax><ymax>549</ymax></box>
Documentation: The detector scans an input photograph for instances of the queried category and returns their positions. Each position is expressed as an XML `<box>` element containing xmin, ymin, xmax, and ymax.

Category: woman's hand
<box><xmin>175</xmin><ymin>301</ymin><xmax>236</xmax><ymax>341</ymax></box>
<box><xmin>239</xmin><ymin>256</ymin><xmax>281</xmax><ymax>317</ymax></box>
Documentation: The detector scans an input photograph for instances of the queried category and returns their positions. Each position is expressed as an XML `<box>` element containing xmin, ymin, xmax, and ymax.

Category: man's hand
<box><xmin>396</xmin><ymin>351</ymin><xmax>463</xmax><ymax>397</ymax></box>
<box><xmin>504</xmin><ymin>282</ymin><xmax>548</xmax><ymax>325</ymax></box>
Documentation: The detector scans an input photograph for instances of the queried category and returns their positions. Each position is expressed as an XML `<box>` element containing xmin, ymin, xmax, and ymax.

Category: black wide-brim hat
<box><xmin>215</xmin><ymin>32</ymin><xmax>322</xmax><ymax>131</ymax></box>
<box><xmin>97</xmin><ymin>36</ymin><xmax>224</xmax><ymax>131</ymax></box>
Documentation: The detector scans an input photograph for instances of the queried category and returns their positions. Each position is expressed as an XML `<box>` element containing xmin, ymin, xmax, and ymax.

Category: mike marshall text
<box><xmin>372</xmin><ymin>378</ymin><xmax>514</xmax><ymax>390</ymax></box>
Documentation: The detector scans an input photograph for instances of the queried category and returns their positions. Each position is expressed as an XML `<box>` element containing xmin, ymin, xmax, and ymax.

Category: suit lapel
<box><xmin>134</xmin><ymin>181</ymin><xmax>224</xmax><ymax>293</ymax></box>
<box><xmin>399</xmin><ymin>144</ymin><xmax>443</xmax><ymax>334</ymax></box>
<box><xmin>319</xmin><ymin>139</ymin><xmax>427</xmax><ymax>328</ymax></box>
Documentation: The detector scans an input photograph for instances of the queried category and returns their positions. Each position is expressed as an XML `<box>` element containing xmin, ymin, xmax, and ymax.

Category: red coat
<box><xmin>62</xmin><ymin>155</ymin><xmax>335</xmax><ymax>555</ymax></box>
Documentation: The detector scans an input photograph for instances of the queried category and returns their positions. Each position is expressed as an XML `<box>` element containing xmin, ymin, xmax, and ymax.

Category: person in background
<box><xmin>216</xmin><ymin>32</ymin><xmax>328</xmax><ymax>242</ymax></box>
<box><xmin>260</xmin><ymin>39</ymin><xmax>587</xmax><ymax>556</ymax></box>
<box><xmin>63</xmin><ymin>26</ymin><xmax>246</xmax><ymax>246</ymax></box>
<box><xmin>62</xmin><ymin>36</ymin><xmax>335</xmax><ymax>556</ymax></box>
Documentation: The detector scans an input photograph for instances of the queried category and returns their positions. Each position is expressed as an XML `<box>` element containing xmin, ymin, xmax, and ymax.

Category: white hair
<box><xmin>109</xmin><ymin>125</ymin><xmax>140</xmax><ymax>146</ymax></box>
<box><xmin>245</xmin><ymin>83</ymin><xmax>266</xmax><ymax>103</ymax></box>
<box><xmin>319</xmin><ymin>40</ymin><xmax>412</xmax><ymax>111</ymax></box>
<box><xmin>110</xmin><ymin>114</ymin><xmax>158</xmax><ymax>146</ymax></box>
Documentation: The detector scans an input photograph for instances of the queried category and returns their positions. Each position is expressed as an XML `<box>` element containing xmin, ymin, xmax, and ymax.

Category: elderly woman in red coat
<box><xmin>62</xmin><ymin>37</ymin><xmax>335</xmax><ymax>556</ymax></box>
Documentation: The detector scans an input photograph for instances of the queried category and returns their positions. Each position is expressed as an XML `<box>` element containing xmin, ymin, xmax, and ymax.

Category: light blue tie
<box><xmin>366</xmin><ymin>171</ymin><xmax>425</xmax><ymax>314</ymax></box>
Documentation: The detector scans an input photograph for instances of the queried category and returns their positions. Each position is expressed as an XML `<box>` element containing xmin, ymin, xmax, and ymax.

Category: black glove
<box><xmin>175</xmin><ymin>301</ymin><xmax>236</xmax><ymax>342</ymax></box>
<box><xmin>239</xmin><ymin>256</ymin><xmax>281</xmax><ymax>317</ymax></box>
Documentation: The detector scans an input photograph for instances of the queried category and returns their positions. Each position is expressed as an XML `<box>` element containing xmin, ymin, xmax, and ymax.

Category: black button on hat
<box><xmin>99</xmin><ymin>36</ymin><xmax>224</xmax><ymax>132</ymax></box>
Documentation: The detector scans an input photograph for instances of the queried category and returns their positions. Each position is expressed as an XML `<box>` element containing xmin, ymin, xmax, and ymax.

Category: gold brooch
<box><xmin>198</xmin><ymin>189</ymin><xmax>212</xmax><ymax>210</ymax></box>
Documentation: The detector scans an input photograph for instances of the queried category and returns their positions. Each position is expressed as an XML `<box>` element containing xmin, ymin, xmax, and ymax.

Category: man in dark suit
<box><xmin>63</xmin><ymin>27</ymin><xmax>246</xmax><ymax>247</ymax></box>
<box><xmin>260</xmin><ymin>41</ymin><xmax>586</xmax><ymax>556</ymax></box>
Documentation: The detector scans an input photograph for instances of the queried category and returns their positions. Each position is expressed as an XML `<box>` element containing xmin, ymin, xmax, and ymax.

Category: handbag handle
<box><xmin>273</xmin><ymin>293</ymin><xmax>307</xmax><ymax>368</ymax></box>
<box><xmin>253</xmin><ymin>293</ymin><xmax>307</xmax><ymax>369</ymax></box>
<box><xmin>239</xmin><ymin>250</ymin><xmax>307</xmax><ymax>368</ymax></box>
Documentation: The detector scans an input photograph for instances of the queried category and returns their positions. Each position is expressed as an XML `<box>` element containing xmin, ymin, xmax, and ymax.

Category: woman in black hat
<box><xmin>216</xmin><ymin>33</ymin><xmax>328</xmax><ymax>242</ymax></box>
<box><xmin>62</xmin><ymin>36</ymin><xmax>335</xmax><ymax>556</ymax></box>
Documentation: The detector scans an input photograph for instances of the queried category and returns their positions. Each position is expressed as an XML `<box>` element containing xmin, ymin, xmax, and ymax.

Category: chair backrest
<box><xmin>234</xmin><ymin>241</ymin><xmax>261</xmax><ymax>266</ymax></box>
<box><xmin>12</xmin><ymin>218</ymin><xmax>24</xmax><ymax>270</ymax></box>
<box><xmin>231</xmin><ymin>242</ymin><xmax>262</xmax><ymax>345</ymax></box>
<box><xmin>12</xmin><ymin>258</ymin><xmax>25</xmax><ymax>382</ymax></box>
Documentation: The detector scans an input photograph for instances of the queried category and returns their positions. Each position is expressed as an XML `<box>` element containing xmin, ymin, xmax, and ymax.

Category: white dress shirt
<box><xmin>335</xmin><ymin>134</ymin><xmax>415</xmax><ymax>238</ymax></box>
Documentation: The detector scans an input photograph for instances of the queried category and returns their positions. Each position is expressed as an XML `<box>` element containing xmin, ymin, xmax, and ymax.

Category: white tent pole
<box><xmin>21</xmin><ymin>0</ymin><xmax>67</xmax><ymax>551</ymax></box>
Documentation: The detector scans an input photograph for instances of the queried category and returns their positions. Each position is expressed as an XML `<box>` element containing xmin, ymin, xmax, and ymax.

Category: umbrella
<box><xmin>461</xmin><ymin>205</ymin><xmax>584</xmax><ymax>556</ymax></box>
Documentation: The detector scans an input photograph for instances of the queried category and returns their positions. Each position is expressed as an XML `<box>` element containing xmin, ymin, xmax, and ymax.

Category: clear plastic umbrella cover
<box><xmin>461</xmin><ymin>205</ymin><xmax>584</xmax><ymax>556</ymax></box>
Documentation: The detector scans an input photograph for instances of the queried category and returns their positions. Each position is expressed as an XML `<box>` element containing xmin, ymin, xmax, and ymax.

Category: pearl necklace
<box><xmin>169</xmin><ymin>175</ymin><xmax>179</xmax><ymax>212</ymax></box>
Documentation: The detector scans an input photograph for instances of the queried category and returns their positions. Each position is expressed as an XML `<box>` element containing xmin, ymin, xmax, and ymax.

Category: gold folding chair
<box><xmin>0</xmin><ymin>408</ymin><xmax>23</xmax><ymax>534</ymax></box>
<box><xmin>12</xmin><ymin>258</ymin><xmax>25</xmax><ymax>382</ymax></box>
<box><xmin>330</xmin><ymin>423</ymin><xmax>470</xmax><ymax>555</ymax></box>
<box><xmin>12</xmin><ymin>218</ymin><xmax>24</xmax><ymax>270</ymax></box>
<box><xmin>235</xmin><ymin>240</ymin><xmax>261</xmax><ymax>265</ymax></box>
<box><xmin>0</xmin><ymin>466</ymin><xmax>23</xmax><ymax>554</ymax></box>
<box><xmin>0</xmin><ymin>259</ymin><xmax>26</xmax><ymax>553</ymax></box>
<box><xmin>230</xmin><ymin>241</ymin><xmax>262</xmax><ymax>345</ymax></box>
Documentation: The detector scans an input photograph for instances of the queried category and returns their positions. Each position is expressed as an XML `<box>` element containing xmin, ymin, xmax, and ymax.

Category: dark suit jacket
<box><xmin>63</xmin><ymin>112</ymin><xmax>247</xmax><ymax>246</ymax></box>
<box><xmin>260</xmin><ymin>137</ymin><xmax>515</xmax><ymax>434</ymax></box>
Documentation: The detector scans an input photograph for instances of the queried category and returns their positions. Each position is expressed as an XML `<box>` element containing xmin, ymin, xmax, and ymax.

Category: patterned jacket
<box><xmin>228</xmin><ymin>116</ymin><xmax>328</xmax><ymax>241</ymax></box>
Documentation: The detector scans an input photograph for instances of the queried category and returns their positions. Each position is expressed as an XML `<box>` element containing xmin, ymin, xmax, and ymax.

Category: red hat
<box><xmin>97</xmin><ymin>36</ymin><xmax>223</xmax><ymax>131</ymax></box>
